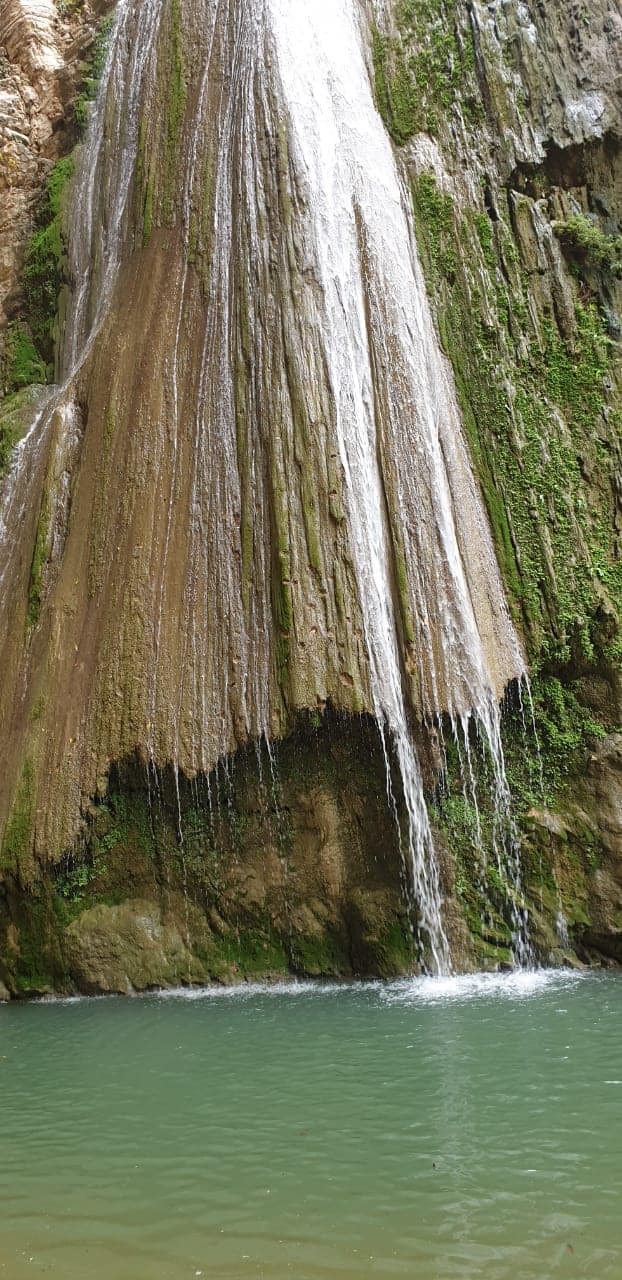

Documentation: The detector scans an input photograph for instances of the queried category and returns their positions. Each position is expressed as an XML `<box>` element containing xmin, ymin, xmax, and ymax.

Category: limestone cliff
<box><xmin>0</xmin><ymin>0</ymin><xmax>620</xmax><ymax>997</ymax></box>
<box><xmin>371</xmin><ymin>0</ymin><xmax>622</xmax><ymax>957</ymax></box>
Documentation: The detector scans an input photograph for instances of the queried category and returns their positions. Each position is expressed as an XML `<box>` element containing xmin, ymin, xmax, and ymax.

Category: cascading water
<box><xmin>260</xmin><ymin>0</ymin><xmax>531</xmax><ymax>967</ymax></box>
<box><xmin>0</xmin><ymin>0</ymin><xmax>537</xmax><ymax>971</ymax></box>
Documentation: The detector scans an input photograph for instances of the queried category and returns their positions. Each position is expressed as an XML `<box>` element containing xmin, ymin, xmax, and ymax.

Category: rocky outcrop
<box><xmin>63</xmin><ymin>898</ymin><xmax>210</xmax><ymax>993</ymax></box>
<box><xmin>471</xmin><ymin>0</ymin><xmax>622</xmax><ymax>164</ymax></box>
<box><xmin>0</xmin><ymin>716</ymin><xmax>433</xmax><ymax>996</ymax></box>
<box><xmin>373</xmin><ymin>0</ymin><xmax>621</xmax><ymax>932</ymax></box>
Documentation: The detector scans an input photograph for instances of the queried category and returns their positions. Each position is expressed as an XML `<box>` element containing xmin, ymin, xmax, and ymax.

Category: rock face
<box><xmin>0</xmin><ymin>717</ymin><xmax>437</xmax><ymax>995</ymax></box>
<box><xmin>64</xmin><ymin>899</ymin><xmax>208</xmax><ymax>994</ymax></box>
<box><xmin>0</xmin><ymin>0</ymin><xmax>524</xmax><ymax>881</ymax></box>
<box><xmin>0</xmin><ymin>0</ymin><xmax>103</xmax><ymax>343</ymax></box>
<box><xmin>0</xmin><ymin>0</ymin><xmax>621</xmax><ymax>994</ymax></box>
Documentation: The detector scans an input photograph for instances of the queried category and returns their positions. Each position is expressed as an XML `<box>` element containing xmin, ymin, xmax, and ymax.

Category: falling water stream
<box><xmin>0</xmin><ymin>0</ymin><xmax>539</xmax><ymax>970</ymax></box>
<box><xmin>262</xmin><ymin>0</ymin><xmax>532</xmax><ymax>969</ymax></box>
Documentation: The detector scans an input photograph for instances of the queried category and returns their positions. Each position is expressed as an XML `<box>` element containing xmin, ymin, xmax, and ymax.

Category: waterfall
<box><xmin>0</xmin><ymin>0</ymin><xmax>532</xmax><ymax>972</ymax></box>
<box><xmin>263</xmin><ymin>0</ymin><xmax>528</xmax><ymax>967</ymax></box>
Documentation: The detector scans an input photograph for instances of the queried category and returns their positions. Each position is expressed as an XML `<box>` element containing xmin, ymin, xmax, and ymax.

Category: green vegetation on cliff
<box><xmin>369</xmin><ymin>0</ymin><xmax>621</xmax><ymax>947</ymax></box>
<box><xmin>412</xmin><ymin>173</ymin><xmax>620</xmax><ymax>677</ymax></box>
<box><xmin>372</xmin><ymin>0</ymin><xmax>476</xmax><ymax>143</ymax></box>
<box><xmin>74</xmin><ymin>14</ymin><xmax>115</xmax><ymax>133</ymax></box>
<box><xmin>22</xmin><ymin>156</ymin><xmax>75</xmax><ymax>368</ymax></box>
<box><xmin>1</xmin><ymin>759</ymin><xmax>34</xmax><ymax>872</ymax></box>
<box><xmin>1</xmin><ymin>155</ymin><xmax>73</xmax><ymax>400</ymax></box>
<box><xmin>1</xmin><ymin>10</ymin><xmax>112</xmax><ymax>406</ymax></box>
<box><xmin>1</xmin><ymin>324</ymin><xmax>47</xmax><ymax>394</ymax></box>
<box><xmin>0</xmin><ymin>717</ymin><xmax>418</xmax><ymax>996</ymax></box>
<box><xmin>0</xmin><ymin>386</ymin><xmax>51</xmax><ymax>483</ymax></box>
<box><xmin>26</xmin><ymin>491</ymin><xmax>52</xmax><ymax>631</ymax></box>
<box><xmin>555</xmin><ymin>213</ymin><xmax>622</xmax><ymax>279</ymax></box>
<box><xmin>163</xmin><ymin>0</ymin><xmax>187</xmax><ymax>221</ymax></box>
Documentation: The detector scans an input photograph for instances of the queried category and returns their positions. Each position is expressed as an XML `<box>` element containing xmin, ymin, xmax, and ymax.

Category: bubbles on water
<box><xmin>153</xmin><ymin>979</ymin><xmax>358</xmax><ymax>1001</ymax></box>
<box><xmin>147</xmin><ymin>968</ymin><xmax>590</xmax><ymax>1007</ymax></box>
<box><xmin>379</xmin><ymin>968</ymin><xmax>589</xmax><ymax>1007</ymax></box>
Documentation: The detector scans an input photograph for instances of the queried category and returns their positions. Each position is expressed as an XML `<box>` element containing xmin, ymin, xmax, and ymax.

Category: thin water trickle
<box><xmin>0</xmin><ymin>0</ymin><xmax>159</xmax><ymax>628</ymax></box>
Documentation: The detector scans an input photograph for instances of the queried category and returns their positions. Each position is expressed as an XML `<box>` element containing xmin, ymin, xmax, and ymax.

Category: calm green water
<box><xmin>1</xmin><ymin>970</ymin><xmax>621</xmax><ymax>1279</ymax></box>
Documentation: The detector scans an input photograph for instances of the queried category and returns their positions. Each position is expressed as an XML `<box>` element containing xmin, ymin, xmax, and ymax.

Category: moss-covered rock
<box><xmin>0</xmin><ymin>714</ymin><xmax>438</xmax><ymax>995</ymax></box>
<box><xmin>63</xmin><ymin>898</ymin><xmax>209</xmax><ymax>994</ymax></box>
<box><xmin>0</xmin><ymin>384</ymin><xmax>50</xmax><ymax>479</ymax></box>
<box><xmin>371</xmin><ymin>0</ymin><xmax>622</xmax><ymax>943</ymax></box>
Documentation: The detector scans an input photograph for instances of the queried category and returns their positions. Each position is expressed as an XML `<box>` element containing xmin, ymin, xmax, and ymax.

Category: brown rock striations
<box><xmin>0</xmin><ymin>0</ymin><xmax>522</xmax><ymax>873</ymax></box>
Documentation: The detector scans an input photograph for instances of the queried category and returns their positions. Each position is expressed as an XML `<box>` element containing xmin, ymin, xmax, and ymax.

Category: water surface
<box><xmin>1</xmin><ymin>970</ymin><xmax>620</xmax><ymax>1278</ymax></box>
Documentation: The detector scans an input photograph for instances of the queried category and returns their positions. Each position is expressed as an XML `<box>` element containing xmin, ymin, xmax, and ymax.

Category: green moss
<box><xmin>49</xmin><ymin>791</ymin><xmax>159</xmax><ymax>927</ymax></box>
<box><xmin>55</xmin><ymin>848</ymin><xmax>109</xmax><ymax>906</ymax></box>
<box><xmin>372</xmin><ymin>28</ymin><xmax>392</xmax><ymax>134</ymax></box>
<box><xmin>143</xmin><ymin>176</ymin><xmax>154</xmax><ymax>246</ymax></box>
<box><xmin>163</xmin><ymin>0</ymin><xmax>187</xmax><ymax>221</ymax></box>
<box><xmin>97</xmin><ymin>792</ymin><xmax>157</xmax><ymax>859</ymax></box>
<box><xmin>433</xmin><ymin>650</ymin><xmax>610</xmax><ymax>952</ymax></box>
<box><xmin>555</xmin><ymin>213</ymin><xmax>622</xmax><ymax>278</ymax></box>
<box><xmin>411</xmin><ymin>168</ymin><xmax>621</xmax><ymax>922</ymax></box>
<box><xmin>14</xmin><ymin>973</ymin><xmax>54</xmax><ymax>993</ymax></box>
<box><xmin>0</xmin><ymin>715</ymin><xmax>421</xmax><ymax>990</ymax></box>
<box><xmin>432</xmin><ymin>779</ymin><xmax>528</xmax><ymax>957</ymax></box>
<box><xmin>5</xmin><ymin>152</ymin><xmax>75</xmax><ymax>388</ymax></box>
<box><xmin>2</xmin><ymin>760</ymin><xmax>34</xmax><ymax>869</ymax></box>
<box><xmin>474</xmin><ymin>212</ymin><xmax>496</xmax><ymax>270</ymax></box>
<box><xmin>23</xmin><ymin>156</ymin><xmax>75</xmax><ymax>363</ymax></box>
<box><xmin>1</xmin><ymin>886</ymin><xmax>69</xmax><ymax>993</ymax></box>
<box><xmin>373</xmin><ymin>1</ymin><xmax>478</xmax><ymax>143</ymax></box>
<box><xmin>289</xmin><ymin>931</ymin><xmax>349</xmax><ymax>977</ymax></box>
<box><xmin>392</xmin><ymin>539</ymin><xmax>416</xmax><ymax>646</ymax></box>
<box><xmin>412</xmin><ymin>174</ymin><xmax>456</xmax><ymax>281</ymax></box>
<box><xmin>74</xmin><ymin>14</ymin><xmax>114</xmax><ymax>133</ymax></box>
<box><xmin>369</xmin><ymin>919</ymin><xmax>417</xmax><ymax>977</ymax></box>
<box><xmin>134</xmin><ymin>117</ymin><xmax>153</xmax><ymax>247</ymax></box>
<box><xmin>472</xmin><ymin>938</ymin><xmax>513</xmax><ymax>968</ymax></box>
<box><xmin>270</xmin><ymin>478</ymin><xmax>293</xmax><ymax>690</ymax></box>
<box><xmin>413</xmin><ymin>173</ymin><xmax>620</xmax><ymax>678</ymax></box>
<box><xmin>2</xmin><ymin>324</ymin><xmax>47</xmax><ymax>393</ymax></box>
<box><xmin>217</xmin><ymin>927</ymin><xmax>290</xmax><ymax>977</ymax></box>
<box><xmin>0</xmin><ymin>386</ymin><xmax>46</xmax><ymax>479</ymax></box>
<box><xmin>504</xmin><ymin>675</ymin><xmax>605</xmax><ymax>809</ymax></box>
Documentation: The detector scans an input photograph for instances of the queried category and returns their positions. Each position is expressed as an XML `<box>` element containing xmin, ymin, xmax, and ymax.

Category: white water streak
<box><xmin>266</xmin><ymin>0</ymin><xmax>526</xmax><ymax>969</ymax></box>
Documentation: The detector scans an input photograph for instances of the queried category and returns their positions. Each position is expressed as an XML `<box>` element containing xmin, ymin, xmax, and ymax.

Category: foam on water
<box><xmin>31</xmin><ymin>969</ymin><xmax>590</xmax><ymax>1007</ymax></box>
<box><xmin>379</xmin><ymin>967</ymin><xmax>589</xmax><ymax>1006</ymax></box>
<box><xmin>154</xmin><ymin>968</ymin><xmax>586</xmax><ymax>1005</ymax></box>
<box><xmin>156</xmin><ymin>981</ymin><xmax>359</xmax><ymax>1001</ymax></box>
